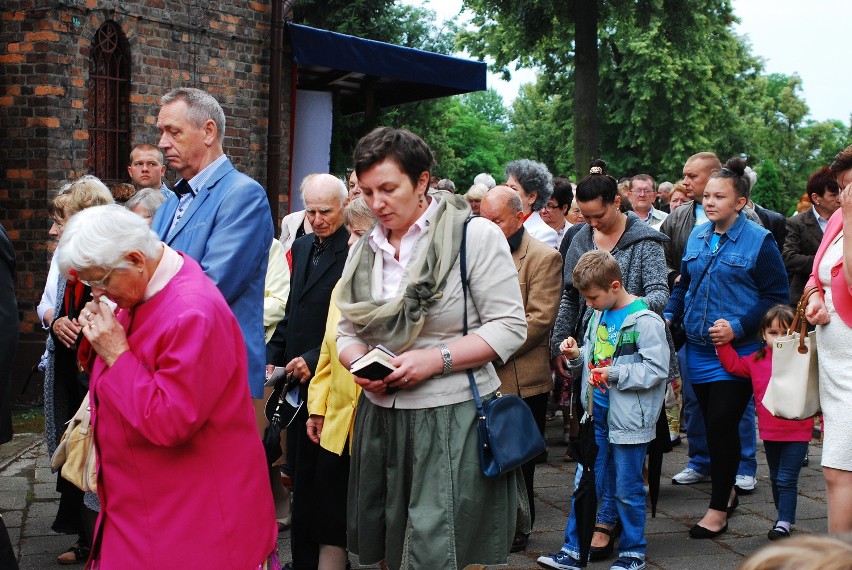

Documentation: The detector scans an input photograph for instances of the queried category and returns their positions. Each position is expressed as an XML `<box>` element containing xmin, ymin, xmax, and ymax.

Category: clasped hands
<box><xmin>558</xmin><ymin>337</ymin><xmax>609</xmax><ymax>393</ymax></box>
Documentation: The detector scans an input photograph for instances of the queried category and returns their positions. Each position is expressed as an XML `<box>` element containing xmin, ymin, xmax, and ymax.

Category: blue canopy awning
<box><xmin>287</xmin><ymin>23</ymin><xmax>487</xmax><ymax>115</ymax></box>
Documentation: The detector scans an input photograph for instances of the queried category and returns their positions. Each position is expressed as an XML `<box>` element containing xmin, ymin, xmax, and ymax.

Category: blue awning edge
<box><xmin>287</xmin><ymin>22</ymin><xmax>487</xmax><ymax>114</ymax></box>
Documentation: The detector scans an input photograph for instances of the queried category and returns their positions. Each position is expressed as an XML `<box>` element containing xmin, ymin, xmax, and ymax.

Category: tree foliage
<box><xmin>460</xmin><ymin>0</ymin><xmax>850</xmax><ymax>215</ymax></box>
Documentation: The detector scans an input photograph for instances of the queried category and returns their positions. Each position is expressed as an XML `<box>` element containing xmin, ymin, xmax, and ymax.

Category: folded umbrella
<box><xmin>571</xmin><ymin>409</ymin><xmax>599</xmax><ymax>567</ymax></box>
<box><xmin>262</xmin><ymin>373</ymin><xmax>303</xmax><ymax>465</ymax></box>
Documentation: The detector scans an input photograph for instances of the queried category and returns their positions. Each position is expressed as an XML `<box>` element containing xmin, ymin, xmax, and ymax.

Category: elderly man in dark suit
<box><xmin>267</xmin><ymin>173</ymin><xmax>349</xmax><ymax>570</ymax></box>
<box><xmin>480</xmin><ymin>185</ymin><xmax>562</xmax><ymax>553</ymax></box>
<box><xmin>783</xmin><ymin>167</ymin><xmax>841</xmax><ymax>304</ymax></box>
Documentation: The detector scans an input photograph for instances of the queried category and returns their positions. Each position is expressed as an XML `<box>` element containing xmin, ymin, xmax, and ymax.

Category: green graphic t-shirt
<box><xmin>591</xmin><ymin>298</ymin><xmax>648</xmax><ymax>409</ymax></box>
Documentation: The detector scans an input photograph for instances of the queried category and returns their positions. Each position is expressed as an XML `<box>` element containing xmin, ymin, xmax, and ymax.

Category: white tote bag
<box><xmin>763</xmin><ymin>288</ymin><xmax>820</xmax><ymax>420</ymax></box>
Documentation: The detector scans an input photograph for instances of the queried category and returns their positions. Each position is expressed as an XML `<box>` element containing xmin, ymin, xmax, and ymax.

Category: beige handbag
<box><xmin>50</xmin><ymin>393</ymin><xmax>98</xmax><ymax>493</ymax></box>
<box><xmin>762</xmin><ymin>287</ymin><xmax>820</xmax><ymax>420</ymax></box>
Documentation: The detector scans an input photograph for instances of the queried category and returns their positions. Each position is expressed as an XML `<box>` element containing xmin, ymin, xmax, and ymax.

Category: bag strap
<box><xmin>791</xmin><ymin>286</ymin><xmax>819</xmax><ymax>354</ymax></box>
<box><xmin>679</xmin><ymin>252</ymin><xmax>713</xmax><ymax>322</ymax></box>
<box><xmin>459</xmin><ymin>218</ymin><xmax>486</xmax><ymax>418</ymax></box>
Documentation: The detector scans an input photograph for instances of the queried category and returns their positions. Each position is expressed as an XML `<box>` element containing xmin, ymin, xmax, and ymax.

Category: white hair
<box><xmin>744</xmin><ymin>166</ymin><xmax>757</xmax><ymax>191</ymax></box>
<box><xmin>125</xmin><ymin>187</ymin><xmax>167</xmax><ymax>217</ymax></box>
<box><xmin>301</xmin><ymin>173</ymin><xmax>347</xmax><ymax>206</ymax></box>
<box><xmin>474</xmin><ymin>172</ymin><xmax>496</xmax><ymax>189</ymax></box>
<box><xmin>57</xmin><ymin>204</ymin><xmax>161</xmax><ymax>276</ymax></box>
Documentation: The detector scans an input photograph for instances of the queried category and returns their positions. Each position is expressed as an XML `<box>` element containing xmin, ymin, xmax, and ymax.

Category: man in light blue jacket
<box><xmin>152</xmin><ymin>87</ymin><xmax>272</xmax><ymax>402</ymax></box>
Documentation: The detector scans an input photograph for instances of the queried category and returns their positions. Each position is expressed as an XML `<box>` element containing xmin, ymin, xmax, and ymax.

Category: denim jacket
<box><xmin>664</xmin><ymin>213</ymin><xmax>788</xmax><ymax>348</ymax></box>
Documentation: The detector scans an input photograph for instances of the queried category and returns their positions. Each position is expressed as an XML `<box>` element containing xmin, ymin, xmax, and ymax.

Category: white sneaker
<box><xmin>735</xmin><ymin>474</ymin><xmax>756</xmax><ymax>493</ymax></box>
<box><xmin>672</xmin><ymin>467</ymin><xmax>710</xmax><ymax>485</ymax></box>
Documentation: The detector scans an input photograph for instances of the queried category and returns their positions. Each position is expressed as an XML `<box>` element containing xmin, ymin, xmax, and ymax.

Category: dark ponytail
<box><xmin>577</xmin><ymin>159</ymin><xmax>619</xmax><ymax>204</ymax></box>
<box><xmin>711</xmin><ymin>156</ymin><xmax>750</xmax><ymax>199</ymax></box>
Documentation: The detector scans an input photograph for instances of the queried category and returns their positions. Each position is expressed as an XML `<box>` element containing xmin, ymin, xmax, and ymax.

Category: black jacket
<box><xmin>266</xmin><ymin>224</ymin><xmax>350</xmax><ymax>374</ymax></box>
<box><xmin>753</xmin><ymin>203</ymin><xmax>787</xmax><ymax>250</ymax></box>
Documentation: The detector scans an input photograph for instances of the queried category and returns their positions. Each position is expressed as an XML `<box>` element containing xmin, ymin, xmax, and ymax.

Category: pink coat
<box><xmin>716</xmin><ymin>343</ymin><xmax>813</xmax><ymax>442</ymax></box>
<box><xmin>86</xmin><ymin>255</ymin><xmax>276</xmax><ymax>569</ymax></box>
<box><xmin>806</xmin><ymin>208</ymin><xmax>852</xmax><ymax>326</ymax></box>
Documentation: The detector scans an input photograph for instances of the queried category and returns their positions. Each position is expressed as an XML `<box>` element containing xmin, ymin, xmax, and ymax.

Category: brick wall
<box><xmin>0</xmin><ymin>0</ymin><xmax>291</xmax><ymax>396</ymax></box>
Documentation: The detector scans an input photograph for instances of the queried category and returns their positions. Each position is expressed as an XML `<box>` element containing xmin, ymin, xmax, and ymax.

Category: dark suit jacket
<box><xmin>783</xmin><ymin>209</ymin><xmax>824</xmax><ymax>304</ymax></box>
<box><xmin>754</xmin><ymin>203</ymin><xmax>787</xmax><ymax>249</ymax></box>
<box><xmin>266</xmin><ymin>225</ymin><xmax>350</xmax><ymax>378</ymax></box>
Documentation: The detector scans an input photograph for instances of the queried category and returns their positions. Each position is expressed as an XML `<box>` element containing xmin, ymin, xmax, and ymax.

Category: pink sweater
<box><xmin>806</xmin><ymin>208</ymin><xmax>852</xmax><ymax>326</ymax></box>
<box><xmin>86</xmin><ymin>255</ymin><xmax>276</xmax><ymax>569</ymax></box>
<box><xmin>716</xmin><ymin>343</ymin><xmax>813</xmax><ymax>442</ymax></box>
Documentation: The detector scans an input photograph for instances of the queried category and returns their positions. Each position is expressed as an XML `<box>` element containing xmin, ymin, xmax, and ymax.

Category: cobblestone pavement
<box><xmin>1</xmin><ymin>419</ymin><xmax>826</xmax><ymax>569</ymax></box>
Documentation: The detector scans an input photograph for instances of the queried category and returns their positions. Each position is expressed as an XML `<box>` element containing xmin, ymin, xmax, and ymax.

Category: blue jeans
<box><xmin>680</xmin><ymin>346</ymin><xmax>757</xmax><ymax>477</ymax></box>
<box><xmin>763</xmin><ymin>441</ymin><xmax>808</xmax><ymax>524</ymax></box>
<box><xmin>562</xmin><ymin>409</ymin><xmax>649</xmax><ymax>560</ymax></box>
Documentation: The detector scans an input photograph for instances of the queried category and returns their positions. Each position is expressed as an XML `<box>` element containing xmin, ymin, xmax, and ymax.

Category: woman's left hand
<box><xmin>708</xmin><ymin>319</ymin><xmax>735</xmax><ymax>345</ymax></box>
<box><xmin>80</xmin><ymin>299</ymin><xmax>130</xmax><ymax>367</ymax></box>
<box><xmin>381</xmin><ymin>347</ymin><xmax>444</xmax><ymax>391</ymax></box>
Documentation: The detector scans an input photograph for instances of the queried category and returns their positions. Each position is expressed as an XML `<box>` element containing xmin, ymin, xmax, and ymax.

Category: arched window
<box><xmin>88</xmin><ymin>21</ymin><xmax>130</xmax><ymax>183</ymax></box>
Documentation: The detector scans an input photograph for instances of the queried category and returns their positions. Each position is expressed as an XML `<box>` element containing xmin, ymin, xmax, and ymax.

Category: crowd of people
<box><xmin>27</xmin><ymin>85</ymin><xmax>852</xmax><ymax>570</ymax></box>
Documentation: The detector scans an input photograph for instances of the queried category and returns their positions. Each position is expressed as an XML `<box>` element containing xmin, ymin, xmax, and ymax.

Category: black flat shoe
<box><xmin>767</xmin><ymin>525</ymin><xmax>791</xmax><ymax>541</ymax></box>
<box><xmin>589</xmin><ymin>523</ymin><xmax>617</xmax><ymax>561</ymax></box>
<box><xmin>689</xmin><ymin>523</ymin><xmax>728</xmax><ymax>539</ymax></box>
<box><xmin>727</xmin><ymin>495</ymin><xmax>739</xmax><ymax>518</ymax></box>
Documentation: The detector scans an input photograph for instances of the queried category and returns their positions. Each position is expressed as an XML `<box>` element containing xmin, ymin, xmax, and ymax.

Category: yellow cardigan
<box><xmin>307</xmin><ymin>285</ymin><xmax>361</xmax><ymax>455</ymax></box>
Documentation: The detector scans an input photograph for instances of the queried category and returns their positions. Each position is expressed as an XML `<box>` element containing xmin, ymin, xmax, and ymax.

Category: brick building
<box><xmin>1</xmin><ymin>1</ymin><xmax>290</xmax><ymax>393</ymax></box>
<box><xmin>0</xmin><ymin>1</ymin><xmax>486</xmax><ymax>400</ymax></box>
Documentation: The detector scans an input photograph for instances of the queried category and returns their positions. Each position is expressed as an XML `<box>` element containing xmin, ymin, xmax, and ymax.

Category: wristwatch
<box><xmin>438</xmin><ymin>343</ymin><xmax>453</xmax><ymax>375</ymax></box>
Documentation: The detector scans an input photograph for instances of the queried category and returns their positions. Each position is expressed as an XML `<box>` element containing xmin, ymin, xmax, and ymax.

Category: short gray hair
<box><xmin>161</xmin><ymin>87</ymin><xmax>226</xmax><ymax>143</ymax></box>
<box><xmin>125</xmin><ymin>187</ymin><xmax>168</xmax><ymax>217</ymax></box>
<box><xmin>473</xmin><ymin>172</ymin><xmax>496</xmax><ymax>189</ymax></box>
<box><xmin>505</xmin><ymin>159</ymin><xmax>553</xmax><ymax>211</ymax></box>
<box><xmin>57</xmin><ymin>205</ymin><xmax>161</xmax><ymax>275</ymax></box>
<box><xmin>436</xmin><ymin>179</ymin><xmax>456</xmax><ymax>193</ymax></box>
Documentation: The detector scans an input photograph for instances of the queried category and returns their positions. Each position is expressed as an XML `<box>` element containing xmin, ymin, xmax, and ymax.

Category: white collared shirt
<box><xmin>812</xmin><ymin>205</ymin><xmax>829</xmax><ymax>234</ymax></box>
<box><xmin>367</xmin><ymin>196</ymin><xmax>441</xmax><ymax>299</ymax></box>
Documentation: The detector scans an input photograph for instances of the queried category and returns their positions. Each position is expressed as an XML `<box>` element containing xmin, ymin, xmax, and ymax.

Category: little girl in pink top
<box><xmin>715</xmin><ymin>304</ymin><xmax>814</xmax><ymax>541</ymax></box>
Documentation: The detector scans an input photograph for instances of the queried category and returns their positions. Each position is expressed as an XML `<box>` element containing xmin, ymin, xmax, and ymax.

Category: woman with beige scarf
<box><xmin>337</xmin><ymin>127</ymin><xmax>528</xmax><ymax>570</ymax></box>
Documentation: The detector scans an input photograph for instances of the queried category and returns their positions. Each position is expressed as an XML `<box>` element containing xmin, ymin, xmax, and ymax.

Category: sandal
<box><xmin>57</xmin><ymin>542</ymin><xmax>91</xmax><ymax>565</ymax></box>
<box><xmin>589</xmin><ymin>522</ymin><xmax>619</xmax><ymax>561</ymax></box>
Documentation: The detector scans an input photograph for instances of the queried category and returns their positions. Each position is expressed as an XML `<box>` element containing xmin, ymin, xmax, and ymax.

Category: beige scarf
<box><xmin>336</xmin><ymin>193</ymin><xmax>471</xmax><ymax>352</ymax></box>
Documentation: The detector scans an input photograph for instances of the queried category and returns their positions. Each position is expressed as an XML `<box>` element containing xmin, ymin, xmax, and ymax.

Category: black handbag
<box><xmin>459</xmin><ymin>219</ymin><xmax>546</xmax><ymax>478</ymax></box>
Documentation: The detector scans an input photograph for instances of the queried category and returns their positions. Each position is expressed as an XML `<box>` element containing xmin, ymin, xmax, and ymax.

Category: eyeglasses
<box><xmin>541</xmin><ymin>203</ymin><xmax>562</xmax><ymax>210</ymax></box>
<box><xmin>630</xmin><ymin>189</ymin><xmax>655</xmax><ymax>196</ymax></box>
<box><xmin>80</xmin><ymin>267</ymin><xmax>116</xmax><ymax>289</ymax></box>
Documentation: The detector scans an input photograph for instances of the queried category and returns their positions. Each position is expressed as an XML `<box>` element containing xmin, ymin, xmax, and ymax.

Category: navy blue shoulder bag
<box><xmin>460</xmin><ymin>219</ymin><xmax>546</xmax><ymax>478</ymax></box>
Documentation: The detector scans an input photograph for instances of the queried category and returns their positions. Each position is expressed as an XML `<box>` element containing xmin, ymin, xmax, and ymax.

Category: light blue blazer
<box><xmin>152</xmin><ymin>158</ymin><xmax>272</xmax><ymax>398</ymax></box>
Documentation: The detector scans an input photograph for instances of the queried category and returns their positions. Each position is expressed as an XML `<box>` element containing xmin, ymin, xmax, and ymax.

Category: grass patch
<box><xmin>12</xmin><ymin>408</ymin><xmax>45</xmax><ymax>434</ymax></box>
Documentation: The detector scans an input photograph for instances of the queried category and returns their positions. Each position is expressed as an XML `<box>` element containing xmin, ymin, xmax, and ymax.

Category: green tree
<box><xmin>506</xmin><ymin>83</ymin><xmax>574</xmax><ymax>178</ymax></box>
<box><xmin>752</xmin><ymin>159</ymin><xmax>784</xmax><ymax>214</ymax></box>
<box><xmin>460</xmin><ymin>0</ymin><xmax>765</xmax><ymax>180</ymax></box>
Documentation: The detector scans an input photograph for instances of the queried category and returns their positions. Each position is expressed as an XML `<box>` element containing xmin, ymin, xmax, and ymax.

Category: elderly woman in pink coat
<box><xmin>57</xmin><ymin>205</ymin><xmax>278</xmax><ymax>569</ymax></box>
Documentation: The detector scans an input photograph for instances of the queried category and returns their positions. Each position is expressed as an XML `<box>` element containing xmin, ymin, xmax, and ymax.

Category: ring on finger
<box><xmin>402</xmin><ymin>377</ymin><xmax>409</xmax><ymax>384</ymax></box>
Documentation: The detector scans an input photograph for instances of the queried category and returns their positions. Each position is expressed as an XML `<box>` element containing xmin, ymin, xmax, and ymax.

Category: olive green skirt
<box><xmin>348</xmin><ymin>393</ymin><xmax>529</xmax><ymax>570</ymax></box>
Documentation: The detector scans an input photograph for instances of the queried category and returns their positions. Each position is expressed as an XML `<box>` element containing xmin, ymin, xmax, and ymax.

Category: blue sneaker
<box><xmin>610</xmin><ymin>556</ymin><xmax>646</xmax><ymax>570</ymax></box>
<box><xmin>537</xmin><ymin>551</ymin><xmax>582</xmax><ymax>570</ymax></box>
